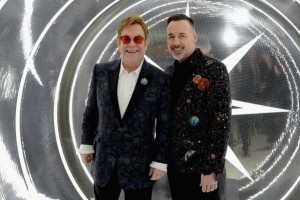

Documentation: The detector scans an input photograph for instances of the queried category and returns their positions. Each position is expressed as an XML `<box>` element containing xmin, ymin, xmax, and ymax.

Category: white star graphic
<box><xmin>222</xmin><ymin>35</ymin><xmax>290</xmax><ymax>182</ymax></box>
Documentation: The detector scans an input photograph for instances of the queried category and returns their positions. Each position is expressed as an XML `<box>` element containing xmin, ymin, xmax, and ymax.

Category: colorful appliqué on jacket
<box><xmin>192</xmin><ymin>75</ymin><xmax>210</xmax><ymax>91</ymax></box>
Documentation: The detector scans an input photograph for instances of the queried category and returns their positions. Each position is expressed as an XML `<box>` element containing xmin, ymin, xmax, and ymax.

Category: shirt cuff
<box><xmin>78</xmin><ymin>144</ymin><xmax>94</xmax><ymax>154</ymax></box>
<box><xmin>150</xmin><ymin>161</ymin><xmax>167</xmax><ymax>172</ymax></box>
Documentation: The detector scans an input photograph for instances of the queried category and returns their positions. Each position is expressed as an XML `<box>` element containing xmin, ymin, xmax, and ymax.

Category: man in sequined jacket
<box><xmin>166</xmin><ymin>14</ymin><xmax>231</xmax><ymax>200</ymax></box>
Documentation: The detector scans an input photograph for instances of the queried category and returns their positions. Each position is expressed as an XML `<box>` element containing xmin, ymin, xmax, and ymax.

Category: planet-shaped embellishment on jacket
<box><xmin>189</xmin><ymin>116</ymin><xmax>200</xmax><ymax>126</ymax></box>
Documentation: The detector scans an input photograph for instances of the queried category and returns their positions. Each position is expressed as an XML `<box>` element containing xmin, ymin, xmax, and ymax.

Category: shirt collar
<box><xmin>119</xmin><ymin>59</ymin><xmax>144</xmax><ymax>77</ymax></box>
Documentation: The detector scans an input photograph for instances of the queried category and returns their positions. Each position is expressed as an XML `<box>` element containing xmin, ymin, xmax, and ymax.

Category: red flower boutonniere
<box><xmin>192</xmin><ymin>75</ymin><xmax>210</xmax><ymax>91</ymax></box>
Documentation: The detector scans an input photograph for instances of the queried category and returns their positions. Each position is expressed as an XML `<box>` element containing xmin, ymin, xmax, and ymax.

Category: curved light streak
<box><xmin>247</xmin><ymin>135</ymin><xmax>300</xmax><ymax>199</ymax></box>
<box><xmin>280</xmin><ymin>175</ymin><xmax>300</xmax><ymax>200</ymax></box>
<box><xmin>260</xmin><ymin>0</ymin><xmax>300</xmax><ymax>47</ymax></box>
<box><xmin>16</xmin><ymin>0</ymin><xmax>74</xmax><ymax>199</ymax></box>
<box><xmin>0</xmin><ymin>135</ymin><xmax>29</xmax><ymax>199</ymax></box>
<box><xmin>21</xmin><ymin>0</ymin><xmax>43</xmax><ymax>86</ymax></box>
<box><xmin>0</xmin><ymin>0</ymin><xmax>7</xmax><ymax>11</ymax></box>
<box><xmin>239</xmin><ymin>123</ymin><xmax>297</xmax><ymax>190</ymax></box>
<box><xmin>246</xmin><ymin>22</ymin><xmax>297</xmax><ymax>113</ymax></box>
<box><xmin>243</xmin><ymin>0</ymin><xmax>300</xmax><ymax>53</ymax></box>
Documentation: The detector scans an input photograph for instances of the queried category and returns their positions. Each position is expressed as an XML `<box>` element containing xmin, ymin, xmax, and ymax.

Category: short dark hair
<box><xmin>167</xmin><ymin>14</ymin><xmax>195</xmax><ymax>28</ymax></box>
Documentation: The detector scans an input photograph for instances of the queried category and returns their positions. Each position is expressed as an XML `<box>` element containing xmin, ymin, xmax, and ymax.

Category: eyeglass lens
<box><xmin>120</xmin><ymin>36</ymin><xmax>144</xmax><ymax>44</ymax></box>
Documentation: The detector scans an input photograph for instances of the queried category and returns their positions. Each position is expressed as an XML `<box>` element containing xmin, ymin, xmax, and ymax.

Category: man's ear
<box><xmin>116</xmin><ymin>36</ymin><xmax>120</xmax><ymax>48</ymax></box>
<box><xmin>144</xmin><ymin>38</ymin><xmax>150</xmax><ymax>50</ymax></box>
<box><xmin>193</xmin><ymin>31</ymin><xmax>198</xmax><ymax>43</ymax></box>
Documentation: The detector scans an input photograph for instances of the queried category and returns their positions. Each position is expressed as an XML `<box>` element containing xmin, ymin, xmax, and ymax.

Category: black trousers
<box><xmin>94</xmin><ymin>169</ymin><xmax>153</xmax><ymax>200</ymax></box>
<box><xmin>167</xmin><ymin>166</ymin><xmax>220</xmax><ymax>200</ymax></box>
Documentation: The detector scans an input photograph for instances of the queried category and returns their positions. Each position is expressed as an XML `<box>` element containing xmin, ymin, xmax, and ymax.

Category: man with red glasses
<box><xmin>79</xmin><ymin>15</ymin><xmax>171</xmax><ymax>200</ymax></box>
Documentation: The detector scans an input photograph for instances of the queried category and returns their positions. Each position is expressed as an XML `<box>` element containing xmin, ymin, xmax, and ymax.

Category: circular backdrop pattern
<box><xmin>0</xmin><ymin>0</ymin><xmax>299</xmax><ymax>200</ymax></box>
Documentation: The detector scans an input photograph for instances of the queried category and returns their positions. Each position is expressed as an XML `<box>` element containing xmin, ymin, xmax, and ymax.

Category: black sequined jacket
<box><xmin>166</xmin><ymin>48</ymin><xmax>231</xmax><ymax>175</ymax></box>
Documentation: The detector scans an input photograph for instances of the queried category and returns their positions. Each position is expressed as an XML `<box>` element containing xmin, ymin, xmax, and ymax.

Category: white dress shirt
<box><xmin>117</xmin><ymin>61</ymin><xmax>142</xmax><ymax>118</ymax></box>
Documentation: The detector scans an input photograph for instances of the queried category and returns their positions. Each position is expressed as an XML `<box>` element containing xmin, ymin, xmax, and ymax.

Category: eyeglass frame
<box><xmin>119</xmin><ymin>35</ymin><xmax>144</xmax><ymax>45</ymax></box>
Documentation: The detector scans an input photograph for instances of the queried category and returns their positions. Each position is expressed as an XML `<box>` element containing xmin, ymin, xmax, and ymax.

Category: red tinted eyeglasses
<box><xmin>120</xmin><ymin>35</ymin><xmax>144</xmax><ymax>44</ymax></box>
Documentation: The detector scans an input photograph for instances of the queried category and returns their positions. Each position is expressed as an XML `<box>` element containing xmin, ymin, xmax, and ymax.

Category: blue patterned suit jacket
<box><xmin>81</xmin><ymin>59</ymin><xmax>171</xmax><ymax>190</ymax></box>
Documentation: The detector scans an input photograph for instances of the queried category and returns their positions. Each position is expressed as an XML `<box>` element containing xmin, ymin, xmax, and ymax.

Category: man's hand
<box><xmin>80</xmin><ymin>153</ymin><xmax>93</xmax><ymax>164</ymax></box>
<box><xmin>200</xmin><ymin>172</ymin><xmax>218</xmax><ymax>192</ymax></box>
<box><xmin>149</xmin><ymin>167</ymin><xmax>165</xmax><ymax>180</ymax></box>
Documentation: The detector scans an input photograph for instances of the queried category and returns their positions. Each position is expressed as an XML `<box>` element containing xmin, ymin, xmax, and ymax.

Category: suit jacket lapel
<box><xmin>123</xmin><ymin>61</ymin><xmax>151</xmax><ymax>120</ymax></box>
<box><xmin>108</xmin><ymin>60</ymin><xmax>121</xmax><ymax>120</ymax></box>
